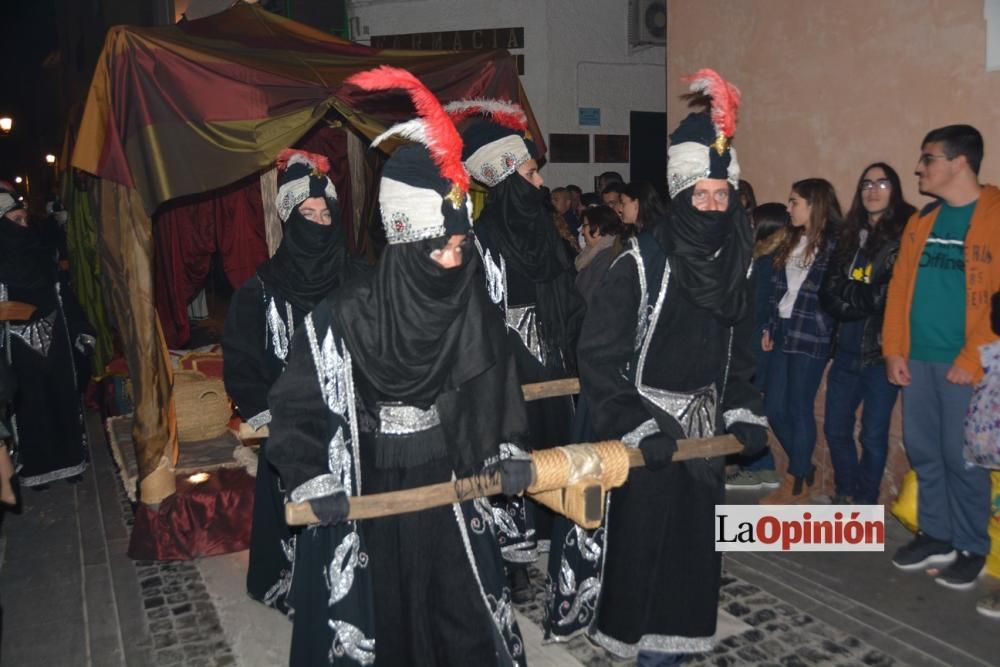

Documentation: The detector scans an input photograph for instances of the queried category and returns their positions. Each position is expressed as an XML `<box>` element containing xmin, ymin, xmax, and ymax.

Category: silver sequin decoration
<box><xmin>642</xmin><ymin>385</ymin><xmax>717</xmax><ymax>440</ymax></box>
<box><xmin>478</xmin><ymin>242</ymin><xmax>507</xmax><ymax>308</ymax></box>
<box><xmin>506</xmin><ymin>305</ymin><xmax>546</xmax><ymax>365</ymax></box>
<box><xmin>247</xmin><ymin>409</ymin><xmax>271</xmax><ymax>430</ymax></box>
<box><xmin>328</xmin><ymin>426</ymin><xmax>353</xmax><ymax>497</ymax></box>
<box><xmin>611</xmin><ymin>239</ymin><xmax>650</xmax><ymax>351</ymax></box>
<box><xmin>329</xmin><ymin>619</ymin><xmax>375</xmax><ymax>665</ymax></box>
<box><xmin>326</xmin><ymin>531</ymin><xmax>361</xmax><ymax>606</ymax></box>
<box><xmin>289</xmin><ymin>473</ymin><xmax>343</xmax><ymax>503</ymax></box>
<box><xmin>305</xmin><ymin>315</ymin><xmax>350</xmax><ymax>417</ymax></box>
<box><xmin>377</xmin><ymin>403</ymin><xmax>441</xmax><ymax>435</ymax></box>
<box><xmin>723</xmin><ymin>408</ymin><xmax>768</xmax><ymax>429</ymax></box>
<box><xmin>620</xmin><ymin>418</ymin><xmax>659</xmax><ymax>448</ymax></box>
<box><xmin>589</xmin><ymin>627</ymin><xmax>715</xmax><ymax>659</ymax></box>
<box><xmin>9</xmin><ymin>311</ymin><xmax>56</xmax><ymax>357</ymax></box>
<box><xmin>266</xmin><ymin>296</ymin><xmax>289</xmax><ymax>361</ymax></box>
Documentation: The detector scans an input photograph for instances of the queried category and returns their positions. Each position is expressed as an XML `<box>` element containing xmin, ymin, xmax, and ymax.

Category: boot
<box><xmin>759</xmin><ymin>467</ymin><xmax>815</xmax><ymax>505</ymax></box>
<box><xmin>508</xmin><ymin>564</ymin><xmax>534</xmax><ymax>604</ymax></box>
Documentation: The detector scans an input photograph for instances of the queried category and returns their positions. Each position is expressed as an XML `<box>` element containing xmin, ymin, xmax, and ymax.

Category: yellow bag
<box><xmin>987</xmin><ymin>472</ymin><xmax>1000</xmax><ymax>578</ymax></box>
<box><xmin>890</xmin><ymin>470</ymin><xmax>919</xmax><ymax>533</ymax></box>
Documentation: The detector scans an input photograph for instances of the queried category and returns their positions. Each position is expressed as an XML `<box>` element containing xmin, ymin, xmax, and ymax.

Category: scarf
<box><xmin>655</xmin><ymin>186</ymin><xmax>752</xmax><ymax>324</ymax></box>
<box><xmin>255</xmin><ymin>198</ymin><xmax>346</xmax><ymax>313</ymax></box>
<box><xmin>575</xmin><ymin>234</ymin><xmax>616</xmax><ymax>272</ymax></box>
<box><xmin>333</xmin><ymin>241</ymin><xmax>494</xmax><ymax>409</ymax></box>
<box><xmin>478</xmin><ymin>174</ymin><xmax>584</xmax><ymax>369</ymax></box>
<box><xmin>0</xmin><ymin>215</ymin><xmax>59</xmax><ymax>310</ymax></box>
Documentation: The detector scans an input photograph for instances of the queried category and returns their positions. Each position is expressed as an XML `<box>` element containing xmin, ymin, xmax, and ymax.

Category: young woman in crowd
<box><xmin>619</xmin><ymin>180</ymin><xmax>668</xmax><ymax>234</ymax></box>
<box><xmin>761</xmin><ymin>178</ymin><xmax>841</xmax><ymax>503</ymax></box>
<box><xmin>574</xmin><ymin>204</ymin><xmax>624</xmax><ymax>304</ymax></box>
<box><xmin>726</xmin><ymin>202</ymin><xmax>790</xmax><ymax>490</ymax></box>
<box><xmin>819</xmin><ymin>163</ymin><xmax>915</xmax><ymax>504</ymax></box>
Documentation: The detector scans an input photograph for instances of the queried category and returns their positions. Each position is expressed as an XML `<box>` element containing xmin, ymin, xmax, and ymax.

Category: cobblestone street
<box><xmin>0</xmin><ymin>413</ymin><xmax>997</xmax><ymax>666</ymax></box>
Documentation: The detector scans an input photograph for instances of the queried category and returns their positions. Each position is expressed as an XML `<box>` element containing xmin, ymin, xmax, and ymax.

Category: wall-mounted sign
<box><xmin>578</xmin><ymin>107</ymin><xmax>601</xmax><ymax>126</ymax></box>
<box><xmin>371</xmin><ymin>27</ymin><xmax>524</xmax><ymax>51</ymax></box>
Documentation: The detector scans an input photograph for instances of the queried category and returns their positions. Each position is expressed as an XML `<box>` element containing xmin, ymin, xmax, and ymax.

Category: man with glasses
<box><xmin>563</xmin><ymin>69</ymin><xmax>767</xmax><ymax>665</ymax></box>
<box><xmin>884</xmin><ymin>124</ymin><xmax>1000</xmax><ymax>589</ymax></box>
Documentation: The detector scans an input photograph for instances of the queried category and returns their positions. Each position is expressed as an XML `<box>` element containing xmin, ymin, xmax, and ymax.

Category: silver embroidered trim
<box><xmin>289</xmin><ymin>473</ymin><xmax>343</xmax><ymax>503</ymax></box>
<box><xmin>500</xmin><ymin>542</ymin><xmax>539</xmax><ymax>563</ymax></box>
<box><xmin>382</xmin><ymin>217</ymin><xmax>447</xmax><ymax>245</ymax></box>
<box><xmin>723</xmin><ymin>408</ymin><xmax>768</xmax><ymax>429</ymax></box>
<box><xmin>266</xmin><ymin>296</ymin><xmax>290</xmax><ymax>361</ymax></box>
<box><xmin>611</xmin><ymin>239</ymin><xmax>649</xmax><ymax>351</ymax></box>
<box><xmin>478</xmin><ymin>242</ymin><xmax>507</xmax><ymax>308</ymax></box>
<box><xmin>451</xmin><ymin>501</ymin><xmax>525</xmax><ymax>661</ymax></box>
<box><xmin>377</xmin><ymin>403</ymin><xmax>441</xmax><ymax>435</ymax></box>
<box><xmin>19</xmin><ymin>460</ymin><xmax>88</xmax><ymax>487</ymax></box>
<box><xmin>305</xmin><ymin>315</ymin><xmax>350</xmax><ymax>417</ymax></box>
<box><xmin>642</xmin><ymin>385</ymin><xmax>717</xmax><ymax>440</ymax></box>
<box><xmin>634</xmin><ymin>255</ymin><xmax>671</xmax><ymax>392</ymax></box>
<box><xmin>75</xmin><ymin>333</ymin><xmax>96</xmax><ymax>353</ymax></box>
<box><xmin>621</xmin><ymin>418</ymin><xmax>659</xmax><ymax>448</ymax></box>
<box><xmin>589</xmin><ymin>627</ymin><xmax>715</xmax><ymax>658</ymax></box>
<box><xmin>247</xmin><ymin>410</ymin><xmax>271</xmax><ymax>430</ymax></box>
<box><xmin>276</xmin><ymin>176</ymin><xmax>337</xmax><ymax>222</ymax></box>
<box><xmin>9</xmin><ymin>311</ymin><xmax>56</xmax><ymax>357</ymax></box>
<box><xmin>329</xmin><ymin>619</ymin><xmax>376</xmax><ymax>665</ymax></box>
<box><xmin>506</xmin><ymin>305</ymin><xmax>546</xmax><ymax>366</ymax></box>
<box><xmin>500</xmin><ymin>442</ymin><xmax>530</xmax><ymax>461</ymax></box>
<box><xmin>328</xmin><ymin>426</ymin><xmax>353</xmax><ymax>497</ymax></box>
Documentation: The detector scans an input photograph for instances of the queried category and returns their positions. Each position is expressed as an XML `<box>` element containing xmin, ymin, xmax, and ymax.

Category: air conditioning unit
<box><xmin>629</xmin><ymin>0</ymin><xmax>667</xmax><ymax>48</ymax></box>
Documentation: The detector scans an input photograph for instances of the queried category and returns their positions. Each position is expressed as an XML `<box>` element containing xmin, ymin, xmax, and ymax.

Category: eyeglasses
<box><xmin>860</xmin><ymin>179</ymin><xmax>891</xmax><ymax>192</ymax></box>
<box><xmin>691</xmin><ymin>189</ymin><xmax>730</xmax><ymax>205</ymax></box>
<box><xmin>918</xmin><ymin>153</ymin><xmax>952</xmax><ymax>166</ymax></box>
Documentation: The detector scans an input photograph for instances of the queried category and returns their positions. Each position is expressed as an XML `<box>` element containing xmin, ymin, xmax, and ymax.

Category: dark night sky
<box><xmin>0</xmin><ymin>0</ymin><xmax>59</xmax><ymax>190</ymax></box>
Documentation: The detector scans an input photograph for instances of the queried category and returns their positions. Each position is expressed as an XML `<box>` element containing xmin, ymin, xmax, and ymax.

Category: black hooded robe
<box><xmin>265</xmin><ymin>244</ymin><xmax>529</xmax><ymax>667</ymax></box>
<box><xmin>222</xmin><ymin>205</ymin><xmax>353</xmax><ymax>614</ymax></box>
<box><xmin>545</xmin><ymin>197</ymin><xmax>766</xmax><ymax>657</ymax></box>
<box><xmin>0</xmin><ymin>218</ymin><xmax>91</xmax><ymax>487</ymax></box>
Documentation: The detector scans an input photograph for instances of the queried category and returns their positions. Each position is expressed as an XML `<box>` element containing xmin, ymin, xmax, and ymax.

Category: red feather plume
<box><xmin>346</xmin><ymin>66</ymin><xmax>468</xmax><ymax>193</ymax></box>
<box><xmin>682</xmin><ymin>68</ymin><xmax>741</xmax><ymax>138</ymax></box>
<box><xmin>276</xmin><ymin>148</ymin><xmax>331</xmax><ymax>175</ymax></box>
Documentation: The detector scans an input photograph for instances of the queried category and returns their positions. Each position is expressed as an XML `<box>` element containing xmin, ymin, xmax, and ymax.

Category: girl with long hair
<box><xmin>819</xmin><ymin>163</ymin><xmax>916</xmax><ymax>503</ymax></box>
<box><xmin>620</xmin><ymin>180</ymin><xmax>668</xmax><ymax>234</ymax></box>
<box><xmin>761</xmin><ymin>178</ymin><xmax>841</xmax><ymax>502</ymax></box>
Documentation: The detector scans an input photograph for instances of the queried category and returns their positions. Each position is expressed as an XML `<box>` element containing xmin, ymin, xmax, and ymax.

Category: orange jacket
<box><xmin>883</xmin><ymin>184</ymin><xmax>1000</xmax><ymax>382</ymax></box>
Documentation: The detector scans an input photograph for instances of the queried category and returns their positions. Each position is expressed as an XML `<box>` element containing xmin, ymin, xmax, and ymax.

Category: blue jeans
<box><xmin>822</xmin><ymin>352</ymin><xmax>899</xmax><ymax>503</ymax></box>
<box><xmin>764</xmin><ymin>321</ymin><xmax>829</xmax><ymax>478</ymax></box>
<box><xmin>903</xmin><ymin>359</ymin><xmax>991</xmax><ymax>555</ymax></box>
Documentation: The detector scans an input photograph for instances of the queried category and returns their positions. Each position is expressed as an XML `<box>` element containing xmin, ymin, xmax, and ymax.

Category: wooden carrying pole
<box><xmin>284</xmin><ymin>435</ymin><xmax>742</xmax><ymax>526</ymax></box>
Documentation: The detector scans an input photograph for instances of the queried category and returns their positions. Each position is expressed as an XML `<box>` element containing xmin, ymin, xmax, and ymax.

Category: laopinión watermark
<box><xmin>715</xmin><ymin>505</ymin><xmax>884</xmax><ymax>552</ymax></box>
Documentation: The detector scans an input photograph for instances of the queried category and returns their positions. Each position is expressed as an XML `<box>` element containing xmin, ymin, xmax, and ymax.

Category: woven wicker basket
<box><xmin>174</xmin><ymin>370</ymin><xmax>231</xmax><ymax>442</ymax></box>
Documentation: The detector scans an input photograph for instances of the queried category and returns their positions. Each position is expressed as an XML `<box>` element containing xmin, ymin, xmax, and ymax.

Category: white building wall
<box><xmin>346</xmin><ymin>0</ymin><xmax>665</xmax><ymax>189</ymax></box>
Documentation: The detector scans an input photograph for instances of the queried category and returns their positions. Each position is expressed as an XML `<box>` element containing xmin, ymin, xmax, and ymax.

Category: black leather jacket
<box><xmin>819</xmin><ymin>238</ymin><xmax>899</xmax><ymax>368</ymax></box>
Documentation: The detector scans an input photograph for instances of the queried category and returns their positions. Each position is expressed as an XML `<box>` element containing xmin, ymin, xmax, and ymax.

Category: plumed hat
<box><xmin>346</xmin><ymin>66</ymin><xmax>472</xmax><ymax>244</ymax></box>
<box><xmin>446</xmin><ymin>99</ymin><xmax>533</xmax><ymax>188</ymax></box>
<box><xmin>667</xmin><ymin>68</ymin><xmax>742</xmax><ymax>198</ymax></box>
<box><xmin>275</xmin><ymin>149</ymin><xmax>338</xmax><ymax>222</ymax></box>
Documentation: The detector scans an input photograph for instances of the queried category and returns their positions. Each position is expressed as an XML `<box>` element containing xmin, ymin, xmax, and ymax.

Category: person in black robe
<box><xmin>266</xmin><ymin>66</ymin><xmax>531</xmax><ymax>666</ymax></box>
<box><xmin>460</xmin><ymin>118</ymin><xmax>585</xmax><ymax>599</ymax></box>
<box><xmin>0</xmin><ymin>186</ymin><xmax>93</xmax><ymax>488</ymax></box>
<box><xmin>548</xmin><ymin>70</ymin><xmax>769</xmax><ymax>664</ymax></box>
<box><xmin>223</xmin><ymin>149</ymin><xmax>351</xmax><ymax>614</ymax></box>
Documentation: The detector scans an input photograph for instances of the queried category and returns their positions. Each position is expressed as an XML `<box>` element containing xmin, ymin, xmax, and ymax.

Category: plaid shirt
<box><xmin>768</xmin><ymin>238</ymin><xmax>836</xmax><ymax>359</ymax></box>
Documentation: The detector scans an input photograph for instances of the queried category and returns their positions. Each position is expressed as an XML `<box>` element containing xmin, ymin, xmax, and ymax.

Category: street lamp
<box><xmin>45</xmin><ymin>154</ymin><xmax>56</xmax><ymax>165</ymax></box>
<box><xmin>14</xmin><ymin>176</ymin><xmax>22</xmax><ymax>184</ymax></box>
<box><xmin>0</xmin><ymin>116</ymin><xmax>11</xmax><ymax>135</ymax></box>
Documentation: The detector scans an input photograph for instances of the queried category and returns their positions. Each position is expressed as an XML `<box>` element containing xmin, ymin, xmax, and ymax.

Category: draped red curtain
<box><xmin>153</xmin><ymin>175</ymin><xmax>268</xmax><ymax>348</ymax></box>
<box><xmin>153</xmin><ymin>127</ymin><xmax>352</xmax><ymax>348</ymax></box>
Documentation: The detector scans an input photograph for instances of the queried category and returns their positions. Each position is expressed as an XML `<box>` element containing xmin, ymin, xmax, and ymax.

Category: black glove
<box><xmin>308</xmin><ymin>492</ymin><xmax>350</xmax><ymax>526</ymax></box>
<box><xmin>728</xmin><ymin>422</ymin><xmax>768</xmax><ymax>458</ymax></box>
<box><xmin>637</xmin><ymin>432</ymin><xmax>677</xmax><ymax>471</ymax></box>
<box><xmin>498</xmin><ymin>458</ymin><xmax>534</xmax><ymax>496</ymax></box>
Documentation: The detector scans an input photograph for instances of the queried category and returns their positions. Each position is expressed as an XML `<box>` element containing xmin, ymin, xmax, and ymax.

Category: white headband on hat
<box><xmin>0</xmin><ymin>193</ymin><xmax>20</xmax><ymax>218</ymax></box>
<box><xmin>667</xmin><ymin>143</ymin><xmax>740</xmax><ymax>199</ymax></box>
<box><xmin>379</xmin><ymin>177</ymin><xmax>472</xmax><ymax>245</ymax></box>
<box><xmin>276</xmin><ymin>177</ymin><xmax>337</xmax><ymax>223</ymax></box>
<box><xmin>463</xmin><ymin>134</ymin><xmax>531</xmax><ymax>188</ymax></box>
